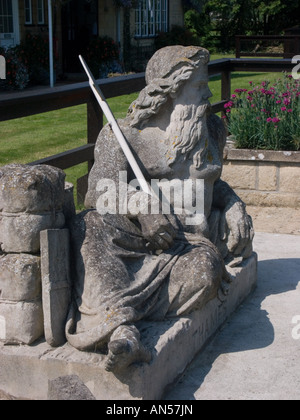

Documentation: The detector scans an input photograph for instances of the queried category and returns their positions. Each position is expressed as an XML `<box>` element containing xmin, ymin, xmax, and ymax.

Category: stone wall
<box><xmin>222</xmin><ymin>146</ymin><xmax>300</xmax><ymax>208</ymax></box>
<box><xmin>0</xmin><ymin>164</ymin><xmax>73</xmax><ymax>346</ymax></box>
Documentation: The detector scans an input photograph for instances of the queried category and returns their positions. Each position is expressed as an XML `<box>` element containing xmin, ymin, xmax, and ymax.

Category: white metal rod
<box><xmin>79</xmin><ymin>55</ymin><xmax>152</xmax><ymax>196</ymax></box>
<box><xmin>48</xmin><ymin>0</ymin><xmax>54</xmax><ymax>88</ymax></box>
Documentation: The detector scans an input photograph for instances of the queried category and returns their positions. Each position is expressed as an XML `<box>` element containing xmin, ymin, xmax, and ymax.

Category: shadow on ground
<box><xmin>163</xmin><ymin>257</ymin><xmax>300</xmax><ymax>400</ymax></box>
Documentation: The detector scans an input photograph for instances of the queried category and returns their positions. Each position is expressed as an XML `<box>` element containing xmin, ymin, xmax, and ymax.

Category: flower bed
<box><xmin>223</xmin><ymin>74</ymin><xmax>300</xmax><ymax>151</ymax></box>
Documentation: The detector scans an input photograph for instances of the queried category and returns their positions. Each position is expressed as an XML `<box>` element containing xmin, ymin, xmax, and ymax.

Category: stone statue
<box><xmin>65</xmin><ymin>46</ymin><xmax>254</xmax><ymax>373</ymax></box>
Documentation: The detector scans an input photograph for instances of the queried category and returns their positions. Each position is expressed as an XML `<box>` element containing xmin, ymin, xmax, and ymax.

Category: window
<box><xmin>135</xmin><ymin>0</ymin><xmax>168</xmax><ymax>38</ymax></box>
<box><xmin>0</xmin><ymin>0</ymin><xmax>14</xmax><ymax>33</ymax></box>
<box><xmin>37</xmin><ymin>0</ymin><xmax>44</xmax><ymax>24</ymax></box>
<box><xmin>24</xmin><ymin>0</ymin><xmax>32</xmax><ymax>25</ymax></box>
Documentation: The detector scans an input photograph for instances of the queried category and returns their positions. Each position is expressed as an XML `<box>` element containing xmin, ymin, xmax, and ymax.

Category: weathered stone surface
<box><xmin>223</xmin><ymin>144</ymin><xmax>300</xmax><ymax>208</ymax></box>
<box><xmin>224</xmin><ymin>147</ymin><xmax>300</xmax><ymax>163</ymax></box>
<box><xmin>48</xmin><ymin>375</ymin><xmax>96</xmax><ymax>400</ymax></box>
<box><xmin>237</xmin><ymin>191</ymin><xmax>300</xmax><ymax>208</ymax></box>
<box><xmin>0</xmin><ymin>253</ymin><xmax>257</xmax><ymax>400</ymax></box>
<box><xmin>279</xmin><ymin>165</ymin><xmax>300</xmax><ymax>194</ymax></box>
<box><xmin>68</xmin><ymin>47</ymin><xmax>254</xmax><ymax>375</ymax></box>
<box><xmin>0</xmin><ymin>212</ymin><xmax>65</xmax><ymax>254</ymax></box>
<box><xmin>258</xmin><ymin>163</ymin><xmax>278</xmax><ymax>191</ymax></box>
<box><xmin>0</xmin><ymin>164</ymin><xmax>65</xmax><ymax>214</ymax></box>
<box><xmin>0</xmin><ymin>254</ymin><xmax>41</xmax><ymax>301</ymax></box>
<box><xmin>63</xmin><ymin>182</ymin><xmax>76</xmax><ymax>222</ymax></box>
<box><xmin>0</xmin><ymin>300</ymin><xmax>43</xmax><ymax>345</ymax></box>
<box><xmin>222</xmin><ymin>162</ymin><xmax>257</xmax><ymax>190</ymax></box>
<box><xmin>41</xmin><ymin>229</ymin><xmax>71</xmax><ymax>347</ymax></box>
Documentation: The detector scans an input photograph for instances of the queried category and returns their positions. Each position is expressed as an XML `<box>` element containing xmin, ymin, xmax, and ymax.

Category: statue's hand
<box><xmin>219</xmin><ymin>200</ymin><xmax>254</xmax><ymax>257</ymax></box>
<box><xmin>138</xmin><ymin>214</ymin><xmax>176</xmax><ymax>251</ymax></box>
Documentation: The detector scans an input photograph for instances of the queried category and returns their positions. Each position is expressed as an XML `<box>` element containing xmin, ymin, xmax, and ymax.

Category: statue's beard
<box><xmin>166</xmin><ymin>103</ymin><xmax>210</xmax><ymax>167</ymax></box>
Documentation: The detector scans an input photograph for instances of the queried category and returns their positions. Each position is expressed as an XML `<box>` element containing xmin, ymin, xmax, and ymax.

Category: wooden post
<box><xmin>235</xmin><ymin>36</ymin><xmax>241</xmax><ymax>58</ymax></box>
<box><xmin>76</xmin><ymin>92</ymin><xmax>104</xmax><ymax>206</ymax></box>
<box><xmin>87</xmin><ymin>92</ymin><xmax>103</xmax><ymax>171</ymax></box>
<box><xmin>221</xmin><ymin>69</ymin><xmax>231</xmax><ymax>117</ymax></box>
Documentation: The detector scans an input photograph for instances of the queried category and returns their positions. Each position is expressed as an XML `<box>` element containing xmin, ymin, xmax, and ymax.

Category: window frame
<box><xmin>135</xmin><ymin>0</ymin><xmax>169</xmax><ymax>39</ymax></box>
<box><xmin>37</xmin><ymin>0</ymin><xmax>45</xmax><ymax>25</ymax></box>
<box><xmin>0</xmin><ymin>0</ymin><xmax>14</xmax><ymax>33</ymax></box>
<box><xmin>24</xmin><ymin>0</ymin><xmax>32</xmax><ymax>25</ymax></box>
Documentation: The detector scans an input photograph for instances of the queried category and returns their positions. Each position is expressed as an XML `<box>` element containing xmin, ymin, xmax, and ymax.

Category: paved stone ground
<box><xmin>164</xmin><ymin>226</ymin><xmax>300</xmax><ymax>400</ymax></box>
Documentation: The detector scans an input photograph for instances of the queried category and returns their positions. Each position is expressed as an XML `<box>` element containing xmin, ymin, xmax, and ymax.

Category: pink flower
<box><xmin>266</xmin><ymin>117</ymin><xmax>273</xmax><ymax>122</ymax></box>
<box><xmin>281</xmin><ymin>107</ymin><xmax>287</xmax><ymax>111</ymax></box>
<box><xmin>272</xmin><ymin>117</ymin><xmax>280</xmax><ymax>123</ymax></box>
<box><xmin>287</xmin><ymin>109</ymin><xmax>293</xmax><ymax>113</ymax></box>
<box><xmin>224</xmin><ymin>101</ymin><xmax>234</xmax><ymax>109</ymax></box>
<box><xmin>231</xmin><ymin>94</ymin><xmax>237</xmax><ymax>99</ymax></box>
<box><xmin>234</xmin><ymin>88</ymin><xmax>248</xmax><ymax>93</ymax></box>
<box><xmin>276</xmin><ymin>100</ymin><xmax>281</xmax><ymax>104</ymax></box>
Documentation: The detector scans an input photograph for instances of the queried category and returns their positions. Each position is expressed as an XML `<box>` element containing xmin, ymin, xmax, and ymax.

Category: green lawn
<box><xmin>0</xmin><ymin>56</ymin><xmax>285</xmax><ymax>205</ymax></box>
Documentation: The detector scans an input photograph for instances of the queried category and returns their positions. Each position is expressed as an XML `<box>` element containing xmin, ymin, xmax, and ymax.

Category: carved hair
<box><xmin>127</xmin><ymin>46</ymin><xmax>210</xmax><ymax>128</ymax></box>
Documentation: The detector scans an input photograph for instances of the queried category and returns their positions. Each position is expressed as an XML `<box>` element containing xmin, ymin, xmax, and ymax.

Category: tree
<box><xmin>183</xmin><ymin>0</ymin><xmax>300</xmax><ymax>37</ymax></box>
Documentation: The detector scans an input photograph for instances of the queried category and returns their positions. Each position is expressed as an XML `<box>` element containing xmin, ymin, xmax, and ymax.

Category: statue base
<box><xmin>0</xmin><ymin>253</ymin><xmax>257</xmax><ymax>400</ymax></box>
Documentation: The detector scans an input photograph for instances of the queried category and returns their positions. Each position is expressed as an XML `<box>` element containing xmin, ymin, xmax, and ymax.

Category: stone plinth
<box><xmin>0</xmin><ymin>253</ymin><xmax>257</xmax><ymax>400</ymax></box>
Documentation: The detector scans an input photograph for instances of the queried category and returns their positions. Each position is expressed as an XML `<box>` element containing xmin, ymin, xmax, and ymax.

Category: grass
<box><xmin>0</xmin><ymin>55</ymin><xmax>286</xmax><ymax>206</ymax></box>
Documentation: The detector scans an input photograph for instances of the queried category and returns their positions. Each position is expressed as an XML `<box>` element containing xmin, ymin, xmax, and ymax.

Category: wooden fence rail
<box><xmin>235</xmin><ymin>35</ymin><xmax>300</xmax><ymax>58</ymax></box>
<box><xmin>0</xmin><ymin>58</ymin><xmax>294</xmax><ymax>200</ymax></box>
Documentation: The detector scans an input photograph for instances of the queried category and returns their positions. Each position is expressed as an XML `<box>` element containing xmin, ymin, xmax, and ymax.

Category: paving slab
<box><xmin>164</xmin><ymin>232</ymin><xmax>300</xmax><ymax>400</ymax></box>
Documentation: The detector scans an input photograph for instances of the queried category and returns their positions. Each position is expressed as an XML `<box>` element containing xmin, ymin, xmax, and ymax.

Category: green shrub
<box><xmin>17</xmin><ymin>33</ymin><xmax>52</xmax><ymax>85</ymax></box>
<box><xmin>155</xmin><ymin>25</ymin><xmax>199</xmax><ymax>50</ymax></box>
<box><xmin>224</xmin><ymin>74</ymin><xmax>300</xmax><ymax>151</ymax></box>
<box><xmin>85</xmin><ymin>36</ymin><xmax>121</xmax><ymax>78</ymax></box>
<box><xmin>0</xmin><ymin>46</ymin><xmax>29</xmax><ymax>90</ymax></box>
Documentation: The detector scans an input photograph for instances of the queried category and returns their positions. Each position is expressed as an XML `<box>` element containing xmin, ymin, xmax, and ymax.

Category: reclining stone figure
<box><xmin>65</xmin><ymin>46</ymin><xmax>254</xmax><ymax>373</ymax></box>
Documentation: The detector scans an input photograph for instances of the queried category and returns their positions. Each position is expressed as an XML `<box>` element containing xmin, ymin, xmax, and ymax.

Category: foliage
<box><xmin>184</xmin><ymin>9</ymin><xmax>219</xmax><ymax>52</ymax></box>
<box><xmin>183</xmin><ymin>0</ymin><xmax>300</xmax><ymax>51</ymax></box>
<box><xmin>155</xmin><ymin>25</ymin><xmax>199</xmax><ymax>50</ymax></box>
<box><xmin>0</xmin><ymin>46</ymin><xmax>29</xmax><ymax>90</ymax></box>
<box><xmin>17</xmin><ymin>33</ymin><xmax>53</xmax><ymax>85</ymax></box>
<box><xmin>182</xmin><ymin>0</ymin><xmax>204</xmax><ymax>12</ymax></box>
<box><xmin>223</xmin><ymin>74</ymin><xmax>300</xmax><ymax>151</ymax></box>
<box><xmin>85</xmin><ymin>36</ymin><xmax>121</xmax><ymax>78</ymax></box>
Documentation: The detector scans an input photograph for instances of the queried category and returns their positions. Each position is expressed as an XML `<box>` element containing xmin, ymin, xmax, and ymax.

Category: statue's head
<box><xmin>128</xmin><ymin>45</ymin><xmax>210</xmax><ymax>128</ymax></box>
<box><xmin>145</xmin><ymin>45</ymin><xmax>209</xmax><ymax>85</ymax></box>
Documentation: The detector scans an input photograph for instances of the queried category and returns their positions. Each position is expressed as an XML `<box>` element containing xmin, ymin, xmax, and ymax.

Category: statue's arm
<box><xmin>212</xmin><ymin>178</ymin><xmax>254</xmax><ymax>258</ymax></box>
<box><xmin>212</xmin><ymin>178</ymin><xmax>241</xmax><ymax>209</ymax></box>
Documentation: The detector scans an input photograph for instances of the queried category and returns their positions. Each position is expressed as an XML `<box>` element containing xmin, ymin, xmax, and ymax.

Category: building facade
<box><xmin>0</xmin><ymin>0</ymin><xmax>184</xmax><ymax>74</ymax></box>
